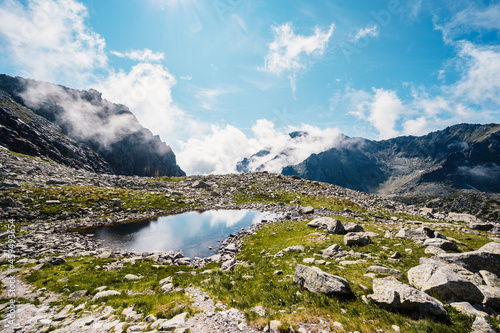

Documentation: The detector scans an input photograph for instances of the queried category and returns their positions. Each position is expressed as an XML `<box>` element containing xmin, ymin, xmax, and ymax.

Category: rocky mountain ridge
<box><xmin>0</xmin><ymin>74</ymin><xmax>184</xmax><ymax>177</ymax></box>
<box><xmin>281</xmin><ymin>123</ymin><xmax>500</xmax><ymax>196</ymax></box>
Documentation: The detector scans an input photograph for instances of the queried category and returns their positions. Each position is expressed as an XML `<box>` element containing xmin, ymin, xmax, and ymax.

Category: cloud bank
<box><xmin>177</xmin><ymin>119</ymin><xmax>343</xmax><ymax>175</ymax></box>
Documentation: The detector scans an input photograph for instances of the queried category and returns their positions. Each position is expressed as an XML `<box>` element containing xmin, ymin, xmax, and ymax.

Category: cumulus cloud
<box><xmin>368</xmin><ymin>89</ymin><xmax>404</xmax><ymax>140</ymax></box>
<box><xmin>0</xmin><ymin>0</ymin><xmax>107</xmax><ymax>87</ymax></box>
<box><xmin>95</xmin><ymin>62</ymin><xmax>204</xmax><ymax>145</ymax></box>
<box><xmin>350</xmin><ymin>25</ymin><xmax>379</xmax><ymax>42</ymax></box>
<box><xmin>260</xmin><ymin>22</ymin><xmax>334</xmax><ymax>92</ymax></box>
<box><xmin>177</xmin><ymin>119</ymin><xmax>343</xmax><ymax>175</ymax></box>
<box><xmin>110</xmin><ymin>49</ymin><xmax>165</xmax><ymax>62</ymax></box>
<box><xmin>450</xmin><ymin>42</ymin><xmax>500</xmax><ymax>105</ymax></box>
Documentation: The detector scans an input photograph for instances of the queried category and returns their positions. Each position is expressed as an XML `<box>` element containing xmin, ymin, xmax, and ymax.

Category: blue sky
<box><xmin>0</xmin><ymin>0</ymin><xmax>499</xmax><ymax>174</ymax></box>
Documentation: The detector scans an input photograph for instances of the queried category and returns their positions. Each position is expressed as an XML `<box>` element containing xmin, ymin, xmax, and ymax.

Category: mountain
<box><xmin>280</xmin><ymin>124</ymin><xmax>500</xmax><ymax>195</ymax></box>
<box><xmin>0</xmin><ymin>74</ymin><xmax>185</xmax><ymax>177</ymax></box>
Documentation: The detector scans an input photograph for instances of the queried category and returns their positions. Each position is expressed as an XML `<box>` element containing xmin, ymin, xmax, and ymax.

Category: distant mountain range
<box><xmin>0</xmin><ymin>74</ymin><xmax>184</xmax><ymax>177</ymax></box>
<box><xmin>239</xmin><ymin>124</ymin><xmax>500</xmax><ymax>196</ymax></box>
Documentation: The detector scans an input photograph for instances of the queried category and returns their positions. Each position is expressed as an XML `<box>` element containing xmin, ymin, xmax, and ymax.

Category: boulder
<box><xmin>368</xmin><ymin>277</ymin><xmax>447</xmax><ymax>318</ymax></box>
<box><xmin>450</xmin><ymin>302</ymin><xmax>490</xmax><ymax>319</ymax></box>
<box><xmin>159</xmin><ymin>276</ymin><xmax>173</xmax><ymax>287</ymax></box>
<box><xmin>159</xmin><ymin>312</ymin><xmax>188</xmax><ymax>330</ymax></box>
<box><xmin>221</xmin><ymin>259</ymin><xmax>236</xmax><ymax>272</ymax></box>
<box><xmin>283</xmin><ymin>245</ymin><xmax>305</xmax><ymax>253</ymax></box>
<box><xmin>344</xmin><ymin>232</ymin><xmax>372</xmax><ymax>246</ymax></box>
<box><xmin>480</xmin><ymin>270</ymin><xmax>500</xmax><ymax>288</ymax></box>
<box><xmin>47</xmin><ymin>257</ymin><xmax>66</xmax><ymax>265</ymax></box>
<box><xmin>161</xmin><ymin>283</ymin><xmax>174</xmax><ymax>293</ymax></box>
<box><xmin>321</xmin><ymin>244</ymin><xmax>343</xmax><ymax>258</ymax></box>
<box><xmin>471</xmin><ymin>316</ymin><xmax>497</xmax><ymax>333</ymax></box>
<box><xmin>432</xmin><ymin>242</ymin><xmax>500</xmax><ymax>276</ymax></box>
<box><xmin>92</xmin><ymin>290</ymin><xmax>120</xmax><ymax>301</ymax></box>
<box><xmin>423</xmin><ymin>238</ymin><xmax>458</xmax><ymax>251</ymax></box>
<box><xmin>478</xmin><ymin>285</ymin><xmax>500</xmax><ymax>311</ymax></box>
<box><xmin>192</xmin><ymin>180</ymin><xmax>210</xmax><ymax>189</ymax></box>
<box><xmin>326</xmin><ymin>220</ymin><xmax>346</xmax><ymax>235</ymax></box>
<box><xmin>343</xmin><ymin>222</ymin><xmax>364</xmax><ymax>233</ymax></box>
<box><xmin>300</xmin><ymin>206</ymin><xmax>314</xmax><ymax>214</ymax></box>
<box><xmin>408</xmin><ymin>261</ymin><xmax>484</xmax><ymax>304</ymax></box>
<box><xmin>293</xmin><ymin>264</ymin><xmax>352</xmax><ymax>297</ymax></box>
<box><xmin>124</xmin><ymin>274</ymin><xmax>141</xmax><ymax>280</ymax></box>
<box><xmin>395</xmin><ymin>226</ymin><xmax>437</xmax><ymax>241</ymax></box>
<box><xmin>307</xmin><ymin>217</ymin><xmax>345</xmax><ymax>234</ymax></box>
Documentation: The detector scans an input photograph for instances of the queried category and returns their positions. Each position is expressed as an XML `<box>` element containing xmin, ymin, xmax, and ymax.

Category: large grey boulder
<box><xmin>432</xmin><ymin>242</ymin><xmax>500</xmax><ymax>276</ymax></box>
<box><xmin>396</xmin><ymin>226</ymin><xmax>439</xmax><ymax>241</ymax></box>
<box><xmin>344</xmin><ymin>232</ymin><xmax>372</xmax><ymax>246</ymax></box>
<box><xmin>368</xmin><ymin>277</ymin><xmax>447</xmax><ymax>318</ymax></box>
<box><xmin>408</xmin><ymin>260</ymin><xmax>484</xmax><ymax>304</ymax></box>
<box><xmin>307</xmin><ymin>217</ymin><xmax>345</xmax><ymax>234</ymax></box>
<box><xmin>321</xmin><ymin>244</ymin><xmax>343</xmax><ymax>258</ymax></box>
<box><xmin>423</xmin><ymin>238</ymin><xmax>458</xmax><ymax>251</ymax></box>
<box><xmin>293</xmin><ymin>264</ymin><xmax>352</xmax><ymax>297</ymax></box>
<box><xmin>478</xmin><ymin>285</ymin><xmax>500</xmax><ymax>311</ymax></box>
<box><xmin>307</xmin><ymin>217</ymin><xmax>332</xmax><ymax>228</ymax></box>
<box><xmin>343</xmin><ymin>222</ymin><xmax>364</xmax><ymax>233</ymax></box>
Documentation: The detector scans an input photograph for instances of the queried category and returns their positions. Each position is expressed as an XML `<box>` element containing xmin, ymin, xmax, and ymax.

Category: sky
<box><xmin>0</xmin><ymin>0</ymin><xmax>499</xmax><ymax>174</ymax></box>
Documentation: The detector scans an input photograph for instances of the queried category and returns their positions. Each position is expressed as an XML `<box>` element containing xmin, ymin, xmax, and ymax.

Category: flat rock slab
<box><xmin>294</xmin><ymin>264</ymin><xmax>352</xmax><ymax>297</ymax></box>
<box><xmin>366</xmin><ymin>266</ymin><xmax>404</xmax><ymax>279</ymax></box>
<box><xmin>368</xmin><ymin>277</ymin><xmax>447</xmax><ymax>318</ymax></box>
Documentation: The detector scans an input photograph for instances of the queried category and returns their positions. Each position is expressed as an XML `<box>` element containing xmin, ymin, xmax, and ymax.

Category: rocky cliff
<box><xmin>281</xmin><ymin>124</ymin><xmax>500</xmax><ymax>195</ymax></box>
<box><xmin>0</xmin><ymin>74</ymin><xmax>185</xmax><ymax>177</ymax></box>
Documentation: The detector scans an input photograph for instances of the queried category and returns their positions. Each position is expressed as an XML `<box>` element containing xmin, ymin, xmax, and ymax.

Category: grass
<box><xmin>0</xmin><ymin>184</ymin><xmax>191</xmax><ymax>217</ymax></box>
<box><xmin>21</xmin><ymin>257</ymin><xmax>197</xmax><ymax>319</ymax></box>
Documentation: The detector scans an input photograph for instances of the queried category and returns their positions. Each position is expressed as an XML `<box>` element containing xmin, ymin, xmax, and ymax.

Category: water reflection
<box><xmin>87</xmin><ymin>210</ymin><xmax>278</xmax><ymax>258</ymax></box>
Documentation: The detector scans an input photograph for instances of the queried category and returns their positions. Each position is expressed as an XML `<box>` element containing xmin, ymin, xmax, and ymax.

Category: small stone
<box><xmin>68</xmin><ymin>290</ymin><xmax>87</xmax><ymax>299</ymax></box>
<box><xmin>269</xmin><ymin>320</ymin><xmax>282</xmax><ymax>333</ymax></box>
<box><xmin>251</xmin><ymin>306</ymin><xmax>266</xmax><ymax>317</ymax></box>
<box><xmin>390</xmin><ymin>251</ymin><xmax>402</xmax><ymax>259</ymax></box>
<box><xmin>92</xmin><ymin>290</ymin><xmax>120</xmax><ymax>301</ymax></box>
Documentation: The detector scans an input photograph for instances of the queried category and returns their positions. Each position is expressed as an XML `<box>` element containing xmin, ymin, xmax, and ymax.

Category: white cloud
<box><xmin>368</xmin><ymin>88</ymin><xmax>404</xmax><ymax>140</ymax></box>
<box><xmin>435</xmin><ymin>3</ymin><xmax>500</xmax><ymax>43</ymax></box>
<box><xmin>350</xmin><ymin>25</ymin><xmax>379</xmax><ymax>42</ymax></box>
<box><xmin>177</xmin><ymin>124</ymin><xmax>257</xmax><ymax>175</ymax></box>
<box><xmin>95</xmin><ymin>62</ymin><xmax>205</xmax><ymax>146</ymax></box>
<box><xmin>260</xmin><ymin>22</ymin><xmax>334</xmax><ymax>92</ymax></box>
<box><xmin>177</xmin><ymin>119</ymin><xmax>343</xmax><ymax>175</ymax></box>
<box><xmin>110</xmin><ymin>49</ymin><xmax>165</xmax><ymax>62</ymax></box>
<box><xmin>450</xmin><ymin>42</ymin><xmax>500</xmax><ymax>105</ymax></box>
<box><xmin>0</xmin><ymin>0</ymin><xmax>107</xmax><ymax>87</ymax></box>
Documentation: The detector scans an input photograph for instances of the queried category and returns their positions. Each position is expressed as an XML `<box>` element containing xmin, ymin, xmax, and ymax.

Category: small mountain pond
<box><xmin>83</xmin><ymin>210</ymin><xmax>279</xmax><ymax>258</ymax></box>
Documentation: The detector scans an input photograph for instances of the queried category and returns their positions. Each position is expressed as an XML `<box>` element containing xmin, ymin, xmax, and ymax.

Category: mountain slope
<box><xmin>282</xmin><ymin>123</ymin><xmax>500</xmax><ymax>195</ymax></box>
<box><xmin>0</xmin><ymin>90</ymin><xmax>112</xmax><ymax>173</ymax></box>
<box><xmin>0</xmin><ymin>74</ymin><xmax>185</xmax><ymax>177</ymax></box>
